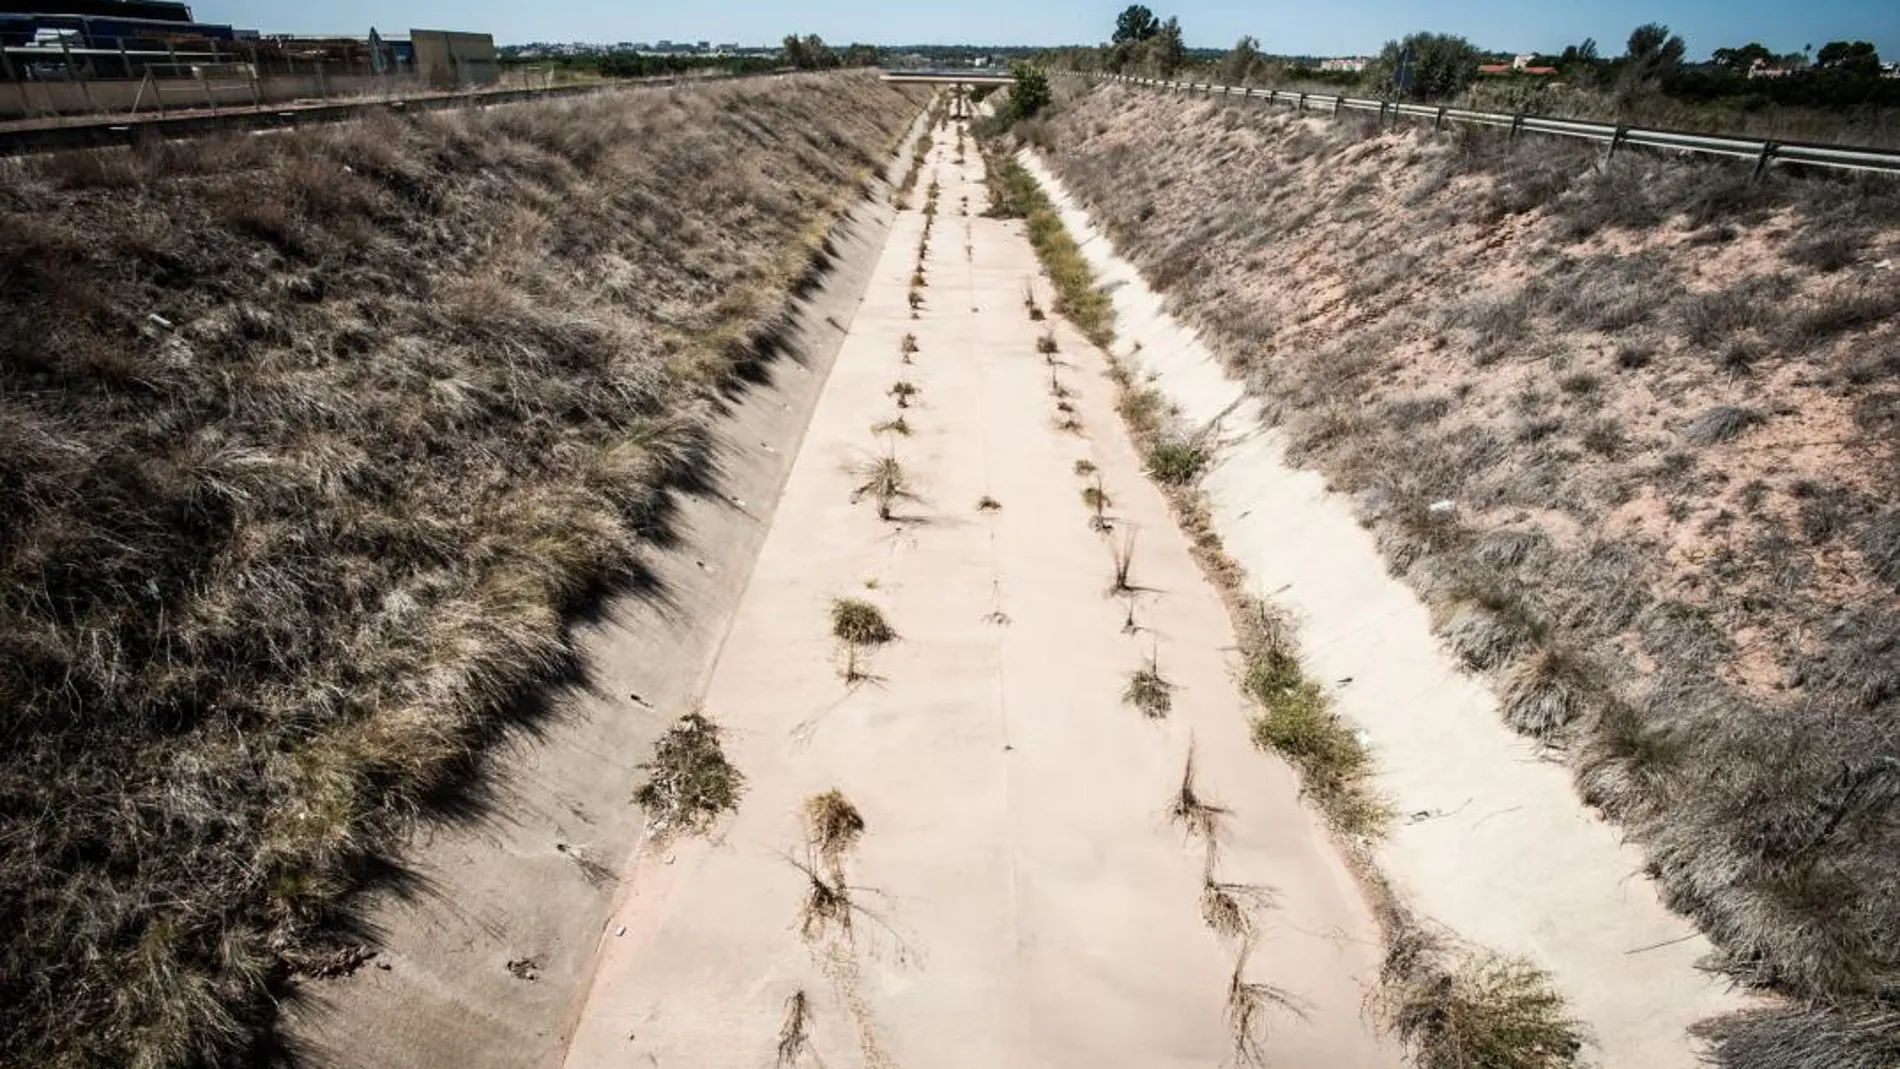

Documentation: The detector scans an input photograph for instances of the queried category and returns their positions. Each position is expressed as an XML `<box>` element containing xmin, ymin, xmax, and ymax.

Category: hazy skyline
<box><xmin>194</xmin><ymin>0</ymin><xmax>1899</xmax><ymax>59</ymax></box>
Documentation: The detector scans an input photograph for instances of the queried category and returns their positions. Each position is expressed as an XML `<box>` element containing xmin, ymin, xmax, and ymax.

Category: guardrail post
<box><xmin>1</xmin><ymin>50</ymin><xmax>32</xmax><ymax>121</ymax></box>
<box><xmin>1509</xmin><ymin>112</ymin><xmax>1525</xmax><ymax>140</ymax></box>
<box><xmin>1333</xmin><ymin>96</ymin><xmax>1342</xmax><ymax>118</ymax></box>
<box><xmin>1435</xmin><ymin>105</ymin><xmax>1447</xmax><ymax>130</ymax></box>
<box><xmin>59</xmin><ymin>36</ymin><xmax>101</xmax><ymax>115</ymax></box>
<box><xmin>1296</xmin><ymin>91</ymin><xmax>1306</xmax><ymax>112</ymax></box>
<box><xmin>1752</xmin><ymin>140</ymin><xmax>1779</xmax><ymax>182</ymax></box>
<box><xmin>1605</xmin><ymin>125</ymin><xmax>1628</xmax><ymax>164</ymax></box>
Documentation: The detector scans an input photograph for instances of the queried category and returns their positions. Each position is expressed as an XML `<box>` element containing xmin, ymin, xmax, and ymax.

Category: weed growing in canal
<box><xmin>890</xmin><ymin>380</ymin><xmax>919</xmax><ymax>408</ymax></box>
<box><xmin>912</xmin><ymin>268</ymin><xmax>928</xmax><ymax>288</ymax></box>
<box><xmin>1380</xmin><ymin>932</ymin><xmax>1585</xmax><ymax>1069</ymax></box>
<box><xmin>805</xmin><ymin>789</ymin><xmax>867</xmax><ymax>873</ymax></box>
<box><xmin>1146</xmin><ymin>437</ymin><xmax>1211</xmax><ymax>485</ymax></box>
<box><xmin>1241</xmin><ymin>610</ymin><xmax>1388</xmax><ymax>837</ymax></box>
<box><xmin>1125</xmin><ymin>650</ymin><xmax>1174</xmax><ymax>719</ymax></box>
<box><xmin>1228</xmin><ymin>944</ymin><xmax>1311</xmax><ymax>1066</ymax></box>
<box><xmin>1037</xmin><ymin>330</ymin><xmax>1059</xmax><ymax>356</ymax></box>
<box><xmin>795</xmin><ymin>856</ymin><xmax>855</xmax><ymax>942</ymax></box>
<box><xmin>851</xmin><ymin>454</ymin><xmax>915</xmax><ymax>521</ymax></box>
<box><xmin>871</xmin><ymin>416</ymin><xmax>912</xmax><ymax>437</ymax></box>
<box><xmin>1082</xmin><ymin>478</ymin><xmax>1112</xmax><ymax>526</ymax></box>
<box><xmin>632</xmin><ymin>711</ymin><xmax>745</xmax><ymax>836</ymax></box>
<box><xmin>1110</xmin><ymin>529</ymin><xmax>1139</xmax><ymax>592</ymax></box>
<box><xmin>977</xmin><ymin>496</ymin><xmax>1003</xmax><ymax>512</ymax></box>
<box><xmin>776</xmin><ymin>991</ymin><xmax>815</xmax><ymax>1068</ymax></box>
<box><xmin>1073</xmin><ymin>459</ymin><xmax>1097</xmax><ymax>476</ymax></box>
<box><xmin>1202</xmin><ymin>876</ymin><xmax>1279</xmax><ymax>941</ymax></box>
<box><xmin>1169</xmin><ymin>746</ymin><xmax>1229</xmax><ymax>844</ymax></box>
<box><xmin>1049</xmin><ymin>371</ymin><xmax>1071</xmax><ymax>398</ymax></box>
<box><xmin>831</xmin><ymin>598</ymin><xmax>896</xmax><ymax>647</ymax></box>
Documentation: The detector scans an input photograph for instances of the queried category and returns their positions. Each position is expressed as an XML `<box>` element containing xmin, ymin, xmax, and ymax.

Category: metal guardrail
<box><xmin>1079</xmin><ymin>72</ymin><xmax>1900</xmax><ymax>178</ymax></box>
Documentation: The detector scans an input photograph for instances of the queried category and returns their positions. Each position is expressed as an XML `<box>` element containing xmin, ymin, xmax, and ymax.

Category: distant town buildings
<box><xmin>1317</xmin><ymin>56</ymin><xmax>1367</xmax><ymax>73</ymax></box>
<box><xmin>502</xmin><ymin>38</ymin><xmax>767</xmax><ymax>59</ymax></box>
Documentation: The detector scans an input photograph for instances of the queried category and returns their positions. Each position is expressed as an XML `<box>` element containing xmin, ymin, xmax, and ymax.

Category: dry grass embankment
<box><xmin>0</xmin><ymin>72</ymin><xmax>922</xmax><ymax>1068</ymax></box>
<box><xmin>1045</xmin><ymin>82</ymin><xmax>1900</xmax><ymax>1066</ymax></box>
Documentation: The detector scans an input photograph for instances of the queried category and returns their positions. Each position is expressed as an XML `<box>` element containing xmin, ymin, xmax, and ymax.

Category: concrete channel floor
<box><xmin>554</xmin><ymin>116</ymin><xmax>1399</xmax><ymax>1069</ymax></box>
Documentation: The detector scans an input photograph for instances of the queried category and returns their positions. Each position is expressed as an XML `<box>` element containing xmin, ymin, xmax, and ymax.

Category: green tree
<box><xmin>1220</xmin><ymin>35</ymin><xmax>1263</xmax><ymax>85</ymax></box>
<box><xmin>840</xmin><ymin>43</ymin><xmax>879</xmax><ymax>68</ymax></box>
<box><xmin>1008</xmin><ymin>62</ymin><xmax>1052</xmax><ymax>120</ymax></box>
<box><xmin>1149</xmin><ymin>16</ymin><xmax>1187</xmax><ymax>78</ymax></box>
<box><xmin>1370</xmin><ymin>31</ymin><xmax>1480</xmax><ymax>100</ymax></box>
<box><xmin>782</xmin><ymin>34</ymin><xmax>839</xmax><ymax>70</ymax></box>
<box><xmin>1816</xmin><ymin>40</ymin><xmax>1882</xmax><ymax>76</ymax></box>
<box><xmin>1712</xmin><ymin>41</ymin><xmax>1774</xmax><ymax>72</ymax></box>
<box><xmin>1114</xmin><ymin>5</ymin><xmax>1161</xmax><ymax>45</ymax></box>
<box><xmin>1624</xmin><ymin>23</ymin><xmax>1686</xmax><ymax>72</ymax></box>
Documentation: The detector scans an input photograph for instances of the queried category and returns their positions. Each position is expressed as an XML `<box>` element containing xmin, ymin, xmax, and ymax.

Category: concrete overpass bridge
<box><xmin>881</xmin><ymin>69</ymin><xmax>1015</xmax><ymax>85</ymax></box>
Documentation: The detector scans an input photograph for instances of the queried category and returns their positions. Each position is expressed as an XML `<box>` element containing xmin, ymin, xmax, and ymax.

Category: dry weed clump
<box><xmin>0</xmin><ymin>72</ymin><xmax>924</xmax><ymax>1067</ymax></box>
<box><xmin>1047</xmin><ymin>82</ymin><xmax>1900</xmax><ymax>1061</ymax></box>
<box><xmin>1124</xmin><ymin>650</ymin><xmax>1174</xmax><ymax>719</ymax></box>
<box><xmin>851</xmin><ymin>453</ymin><xmax>916</xmax><ymax>520</ymax></box>
<box><xmin>1379</xmin><ymin>930</ymin><xmax>1586</xmax><ymax>1069</ymax></box>
<box><xmin>804</xmin><ymin>789</ymin><xmax>866</xmax><ymax>871</ymax></box>
<box><xmin>1168</xmin><ymin>746</ymin><xmax>1230</xmax><ymax>843</ymax></box>
<box><xmin>633</xmin><ymin>712</ymin><xmax>745</xmax><ymax>835</ymax></box>
<box><xmin>830</xmin><ymin>598</ymin><xmax>896</xmax><ymax>647</ymax></box>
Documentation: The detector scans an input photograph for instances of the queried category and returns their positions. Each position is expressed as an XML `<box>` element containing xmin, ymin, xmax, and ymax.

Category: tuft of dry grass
<box><xmin>1168</xmin><ymin>745</ymin><xmax>1230</xmax><ymax>843</ymax></box>
<box><xmin>830</xmin><ymin>598</ymin><xmax>895</xmax><ymax>647</ymax></box>
<box><xmin>633</xmin><ymin>710</ymin><xmax>746</xmax><ymax>827</ymax></box>
<box><xmin>977</xmin><ymin>495</ymin><xmax>1002</xmax><ymax>512</ymax></box>
<box><xmin>871</xmin><ymin>415</ymin><xmax>912</xmax><ymax>437</ymax></box>
<box><xmin>804</xmin><ymin>789</ymin><xmax>866</xmax><ymax>871</ymax></box>
<box><xmin>776</xmin><ymin>990</ymin><xmax>816</xmax><ymax>1067</ymax></box>
<box><xmin>796</xmin><ymin>857</ymin><xmax>856</xmax><ymax>943</ymax></box>
<box><xmin>1227</xmin><ymin>943</ymin><xmax>1312</xmax><ymax>1067</ymax></box>
<box><xmin>0</xmin><ymin>71</ymin><xmax>927</xmax><ymax>1068</ymax></box>
<box><xmin>1109</xmin><ymin>528</ymin><xmax>1139</xmax><ymax>592</ymax></box>
<box><xmin>1125</xmin><ymin>649</ymin><xmax>1174</xmax><ymax>719</ymax></box>
<box><xmin>851</xmin><ymin>453</ymin><xmax>916</xmax><ymax>521</ymax></box>
<box><xmin>1202</xmin><ymin>876</ymin><xmax>1279</xmax><ymax>940</ymax></box>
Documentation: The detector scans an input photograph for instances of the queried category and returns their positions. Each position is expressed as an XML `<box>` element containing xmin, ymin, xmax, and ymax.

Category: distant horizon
<box><xmin>192</xmin><ymin>2</ymin><xmax>1900</xmax><ymax>65</ymax></box>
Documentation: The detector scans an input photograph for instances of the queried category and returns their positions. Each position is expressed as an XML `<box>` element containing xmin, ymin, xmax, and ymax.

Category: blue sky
<box><xmin>196</xmin><ymin>1</ymin><xmax>1899</xmax><ymax>59</ymax></box>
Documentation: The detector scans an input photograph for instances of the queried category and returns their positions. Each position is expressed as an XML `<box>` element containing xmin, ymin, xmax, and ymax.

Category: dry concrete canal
<box><xmin>552</xmin><ymin>108</ymin><xmax>1400</xmax><ymax>1067</ymax></box>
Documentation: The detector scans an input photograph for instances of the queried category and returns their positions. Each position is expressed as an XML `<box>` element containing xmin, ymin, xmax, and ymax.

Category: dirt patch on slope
<box><xmin>1045</xmin><ymin>83</ymin><xmax>1900</xmax><ymax>1064</ymax></box>
<box><xmin>0</xmin><ymin>73</ymin><xmax>923</xmax><ymax>1068</ymax></box>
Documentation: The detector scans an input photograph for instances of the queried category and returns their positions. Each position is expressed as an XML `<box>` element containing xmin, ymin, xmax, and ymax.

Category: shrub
<box><xmin>1146</xmin><ymin>438</ymin><xmax>1211</xmax><ymax>484</ymax></box>
<box><xmin>830</xmin><ymin>598</ymin><xmax>895</xmax><ymax>646</ymax></box>
<box><xmin>633</xmin><ymin>713</ymin><xmax>744</xmax><ymax>834</ymax></box>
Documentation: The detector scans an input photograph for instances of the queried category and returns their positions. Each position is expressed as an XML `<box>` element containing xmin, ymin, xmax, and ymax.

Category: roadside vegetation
<box><xmin>1048</xmin><ymin>7</ymin><xmax>1899</xmax><ymax>146</ymax></box>
<box><xmin>0</xmin><ymin>72</ymin><xmax>923</xmax><ymax>1068</ymax></box>
<box><xmin>1046</xmin><ymin>76</ymin><xmax>1900</xmax><ymax>1066</ymax></box>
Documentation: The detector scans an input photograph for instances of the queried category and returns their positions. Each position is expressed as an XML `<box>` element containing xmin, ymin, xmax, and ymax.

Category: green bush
<box><xmin>1009</xmin><ymin>62</ymin><xmax>1052</xmax><ymax>121</ymax></box>
<box><xmin>1145</xmin><ymin>438</ymin><xmax>1210</xmax><ymax>484</ymax></box>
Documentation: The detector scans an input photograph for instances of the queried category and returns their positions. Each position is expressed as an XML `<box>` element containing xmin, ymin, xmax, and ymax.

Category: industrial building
<box><xmin>0</xmin><ymin>1</ymin><xmax>499</xmax><ymax>118</ymax></box>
